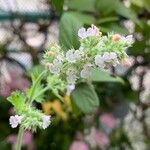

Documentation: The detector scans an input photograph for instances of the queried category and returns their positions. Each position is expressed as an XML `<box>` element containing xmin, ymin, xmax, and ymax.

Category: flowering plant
<box><xmin>7</xmin><ymin>24</ymin><xmax>133</xmax><ymax>150</ymax></box>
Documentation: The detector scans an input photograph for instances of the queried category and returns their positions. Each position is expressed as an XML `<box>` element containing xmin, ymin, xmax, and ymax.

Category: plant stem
<box><xmin>15</xmin><ymin>70</ymin><xmax>47</xmax><ymax>150</ymax></box>
<box><xmin>15</xmin><ymin>127</ymin><xmax>24</xmax><ymax>150</ymax></box>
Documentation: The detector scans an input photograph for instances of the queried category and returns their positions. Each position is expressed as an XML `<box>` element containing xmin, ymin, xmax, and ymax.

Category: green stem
<box><xmin>15</xmin><ymin>71</ymin><xmax>47</xmax><ymax>150</ymax></box>
<box><xmin>15</xmin><ymin>127</ymin><xmax>24</xmax><ymax>150</ymax></box>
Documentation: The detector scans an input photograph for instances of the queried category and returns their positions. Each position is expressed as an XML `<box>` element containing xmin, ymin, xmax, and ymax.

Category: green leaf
<box><xmin>68</xmin><ymin>0</ymin><xmax>96</xmax><ymax>13</ymax></box>
<box><xmin>97</xmin><ymin>16</ymin><xmax>119</xmax><ymax>24</ymax></box>
<box><xmin>7</xmin><ymin>91</ymin><xmax>26</xmax><ymax>113</ymax></box>
<box><xmin>96</xmin><ymin>0</ymin><xmax>118</xmax><ymax>15</ymax></box>
<box><xmin>100</xmin><ymin>23</ymin><xmax>129</xmax><ymax>34</ymax></box>
<box><xmin>90</xmin><ymin>69</ymin><xmax>124</xmax><ymax>83</ymax></box>
<box><xmin>27</xmin><ymin>71</ymin><xmax>46</xmax><ymax>102</ymax></box>
<box><xmin>59</xmin><ymin>12</ymin><xmax>83</xmax><ymax>51</ymax></box>
<box><xmin>71</xmin><ymin>83</ymin><xmax>99</xmax><ymax>114</ymax></box>
<box><xmin>68</xmin><ymin>12</ymin><xmax>96</xmax><ymax>25</ymax></box>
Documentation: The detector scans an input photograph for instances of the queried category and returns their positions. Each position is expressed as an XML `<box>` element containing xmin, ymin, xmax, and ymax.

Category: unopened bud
<box><xmin>112</xmin><ymin>34</ymin><xmax>121</xmax><ymax>42</ymax></box>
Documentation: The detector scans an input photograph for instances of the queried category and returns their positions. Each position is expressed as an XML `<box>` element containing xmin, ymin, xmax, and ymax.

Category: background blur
<box><xmin>0</xmin><ymin>0</ymin><xmax>150</xmax><ymax>150</ymax></box>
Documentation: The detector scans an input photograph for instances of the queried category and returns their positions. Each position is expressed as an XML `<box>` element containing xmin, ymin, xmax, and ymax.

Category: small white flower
<box><xmin>122</xmin><ymin>35</ymin><xmax>134</xmax><ymax>44</ymax></box>
<box><xmin>66</xmin><ymin>84</ymin><xmax>75</xmax><ymax>96</ymax></box>
<box><xmin>66</xmin><ymin>50</ymin><xmax>76</xmax><ymax>63</ymax></box>
<box><xmin>103</xmin><ymin>52</ymin><xmax>112</xmax><ymax>62</ymax></box>
<box><xmin>98</xmin><ymin>40</ymin><xmax>105</xmax><ymax>47</ymax></box>
<box><xmin>95</xmin><ymin>55</ymin><xmax>105</xmax><ymax>68</ymax></box>
<box><xmin>87</xmin><ymin>24</ymin><xmax>97</xmax><ymax>37</ymax></box>
<box><xmin>80</xmin><ymin>64</ymin><xmax>93</xmax><ymax>78</ymax></box>
<box><xmin>41</xmin><ymin>115</ymin><xmax>51</xmax><ymax>129</ymax></box>
<box><xmin>9</xmin><ymin>115</ymin><xmax>22</xmax><ymax>128</ymax></box>
<box><xmin>125</xmin><ymin>35</ymin><xmax>134</xmax><ymax>44</ymax></box>
<box><xmin>49</xmin><ymin>63</ymin><xmax>61</xmax><ymax>74</ymax></box>
<box><xmin>66</xmin><ymin>69</ymin><xmax>77</xmax><ymax>84</ymax></box>
<box><xmin>74</xmin><ymin>49</ymin><xmax>84</xmax><ymax>60</ymax></box>
<box><xmin>109</xmin><ymin>52</ymin><xmax>117</xmax><ymax>60</ymax></box>
<box><xmin>78</xmin><ymin>27</ymin><xmax>87</xmax><ymax>39</ymax></box>
<box><xmin>56</xmin><ymin>55</ymin><xmax>64</xmax><ymax>62</ymax></box>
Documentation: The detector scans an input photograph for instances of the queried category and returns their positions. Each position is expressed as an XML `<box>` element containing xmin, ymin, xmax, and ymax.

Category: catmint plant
<box><xmin>7</xmin><ymin>24</ymin><xmax>133</xmax><ymax>150</ymax></box>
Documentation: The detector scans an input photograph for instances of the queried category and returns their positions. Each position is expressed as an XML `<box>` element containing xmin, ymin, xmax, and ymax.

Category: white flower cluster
<box><xmin>66</xmin><ymin>49</ymin><xmax>84</xmax><ymax>63</ymax></box>
<box><xmin>44</xmin><ymin>24</ymin><xmax>134</xmax><ymax>96</ymax></box>
<box><xmin>78</xmin><ymin>24</ymin><xmax>100</xmax><ymax>39</ymax></box>
<box><xmin>48</xmin><ymin>56</ymin><xmax>63</xmax><ymax>75</ymax></box>
<box><xmin>95</xmin><ymin>52</ymin><xmax>119</xmax><ymax>69</ymax></box>
<box><xmin>9</xmin><ymin>114</ymin><xmax>51</xmax><ymax>130</ymax></box>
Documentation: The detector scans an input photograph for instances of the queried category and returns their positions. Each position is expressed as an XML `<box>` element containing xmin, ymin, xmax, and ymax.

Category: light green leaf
<box><xmin>59</xmin><ymin>12</ymin><xmax>83</xmax><ymax>51</ymax></box>
<box><xmin>7</xmin><ymin>91</ymin><xmax>26</xmax><ymax>113</ymax></box>
<box><xmin>71</xmin><ymin>83</ymin><xmax>99</xmax><ymax>114</ymax></box>
<box><xmin>90</xmin><ymin>69</ymin><xmax>124</xmax><ymax>83</ymax></box>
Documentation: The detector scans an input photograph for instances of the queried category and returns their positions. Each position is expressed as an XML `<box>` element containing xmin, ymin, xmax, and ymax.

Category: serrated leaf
<box><xmin>7</xmin><ymin>91</ymin><xmax>26</xmax><ymax>113</ymax></box>
<box><xmin>71</xmin><ymin>83</ymin><xmax>99</xmax><ymax>114</ymax></box>
<box><xmin>59</xmin><ymin>12</ymin><xmax>83</xmax><ymax>51</ymax></box>
<box><xmin>90</xmin><ymin>69</ymin><xmax>124</xmax><ymax>84</ymax></box>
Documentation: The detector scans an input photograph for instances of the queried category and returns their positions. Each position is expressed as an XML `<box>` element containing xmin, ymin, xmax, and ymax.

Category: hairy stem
<box><xmin>15</xmin><ymin>127</ymin><xmax>24</xmax><ymax>150</ymax></box>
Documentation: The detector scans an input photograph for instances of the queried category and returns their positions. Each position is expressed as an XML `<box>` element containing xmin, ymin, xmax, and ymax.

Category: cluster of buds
<box><xmin>44</xmin><ymin>24</ymin><xmax>134</xmax><ymax>96</ymax></box>
<box><xmin>9</xmin><ymin>111</ymin><xmax>51</xmax><ymax>131</ymax></box>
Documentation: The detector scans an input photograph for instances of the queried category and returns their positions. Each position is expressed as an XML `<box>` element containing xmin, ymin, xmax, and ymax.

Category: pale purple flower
<box><xmin>66</xmin><ymin>69</ymin><xmax>77</xmax><ymax>84</ymax></box>
<box><xmin>41</xmin><ymin>115</ymin><xmax>51</xmax><ymax>129</ymax></box>
<box><xmin>69</xmin><ymin>141</ymin><xmax>89</xmax><ymax>150</ymax></box>
<box><xmin>48</xmin><ymin>63</ymin><xmax>61</xmax><ymax>74</ymax></box>
<box><xmin>100</xmin><ymin>113</ymin><xmax>117</xmax><ymax>129</ymax></box>
<box><xmin>74</xmin><ymin>49</ymin><xmax>84</xmax><ymax>60</ymax></box>
<box><xmin>66</xmin><ymin>84</ymin><xmax>75</xmax><ymax>96</ymax></box>
<box><xmin>109</xmin><ymin>52</ymin><xmax>117</xmax><ymax>60</ymax></box>
<box><xmin>9</xmin><ymin>115</ymin><xmax>22</xmax><ymax>128</ymax></box>
<box><xmin>80</xmin><ymin>64</ymin><xmax>93</xmax><ymax>78</ymax></box>
<box><xmin>121</xmin><ymin>35</ymin><xmax>134</xmax><ymax>44</ymax></box>
<box><xmin>66</xmin><ymin>50</ymin><xmax>77</xmax><ymax>63</ymax></box>
<box><xmin>95</xmin><ymin>55</ymin><xmax>105</xmax><ymax>68</ymax></box>
<box><xmin>86</xmin><ymin>24</ymin><xmax>97</xmax><ymax>37</ymax></box>
<box><xmin>78</xmin><ymin>27</ymin><xmax>87</xmax><ymax>39</ymax></box>
<box><xmin>103</xmin><ymin>52</ymin><xmax>112</xmax><ymax>62</ymax></box>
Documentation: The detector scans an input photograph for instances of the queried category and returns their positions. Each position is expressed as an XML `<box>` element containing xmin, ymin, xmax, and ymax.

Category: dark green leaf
<box><xmin>68</xmin><ymin>0</ymin><xmax>96</xmax><ymax>13</ymax></box>
<box><xmin>71</xmin><ymin>83</ymin><xmax>99</xmax><ymax>114</ymax></box>
<box><xmin>59</xmin><ymin>12</ymin><xmax>83</xmax><ymax>50</ymax></box>
<box><xmin>51</xmin><ymin>0</ymin><xmax>64</xmax><ymax>14</ymax></box>
<box><xmin>90</xmin><ymin>69</ymin><xmax>124</xmax><ymax>83</ymax></box>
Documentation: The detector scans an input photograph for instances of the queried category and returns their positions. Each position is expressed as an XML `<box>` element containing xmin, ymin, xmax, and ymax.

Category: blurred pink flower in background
<box><xmin>86</xmin><ymin>128</ymin><xmax>109</xmax><ymax>148</ymax></box>
<box><xmin>6</xmin><ymin>131</ymin><xmax>34</xmax><ymax>150</ymax></box>
<box><xmin>100</xmin><ymin>113</ymin><xmax>117</xmax><ymax>129</ymax></box>
<box><xmin>69</xmin><ymin>141</ymin><xmax>89</xmax><ymax>150</ymax></box>
<box><xmin>0</xmin><ymin>67</ymin><xmax>30</xmax><ymax>97</ymax></box>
